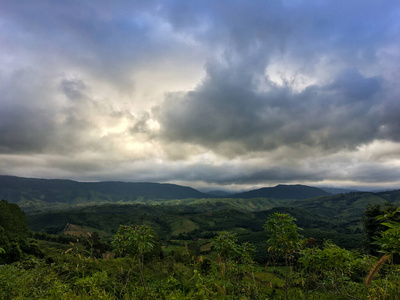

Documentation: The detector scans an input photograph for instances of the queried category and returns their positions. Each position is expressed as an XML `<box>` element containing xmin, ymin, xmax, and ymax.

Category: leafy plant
<box><xmin>374</xmin><ymin>207</ymin><xmax>400</xmax><ymax>256</ymax></box>
<box><xmin>300</xmin><ymin>241</ymin><xmax>372</xmax><ymax>299</ymax></box>
<box><xmin>112</xmin><ymin>224</ymin><xmax>155</xmax><ymax>299</ymax></box>
<box><xmin>265</xmin><ymin>212</ymin><xmax>301</xmax><ymax>299</ymax></box>
<box><xmin>365</xmin><ymin>206</ymin><xmax>400</xmax><ymax>293</ymax></box>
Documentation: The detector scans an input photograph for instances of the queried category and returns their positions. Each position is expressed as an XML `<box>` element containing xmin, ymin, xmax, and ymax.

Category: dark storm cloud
<box><xmin>1</xmin><ymin>0</ymin><xmax>399</xmax><ymax>188</ymax></box>
<box><xmin>0</xmin><ymin>68</ymin><xmax>55</xmax><ymax>153</ymax></box>
<box><xmin>158</xmin><ymin>67</ymin><xmax>389</xmax><ymax>154</ymax></box>
<box><xmin>1</xmin><ymin>0</ymin><xmax>185</xmax><ymax>90</ymax></box>
<box><xmin>351</xmin><ymin>163</ymin><xmax>400</xmax><ymax>183</ymax></box>
<box><xmin>60</xmin><ymin>78</ymin><xmax>87</xmax><ymax>101</ymax></box>
<box><xmin>169</xmin><ymin>164</ymin><xmax>327</xmax><ymax>186</ymax></box>
<box><xmin>157</xmin><ymin>0</ymin><xmax>400</xmax><ymax>156</ymax></box>
<box><xmin>158</xmin><ymin>0</ymin><xmax>399</xmax><ymax>61</ymax></box>
<box><xmin>0</xmin><ymin>106</ymin><xmax>52</xmax><ymax>153</ymax></box>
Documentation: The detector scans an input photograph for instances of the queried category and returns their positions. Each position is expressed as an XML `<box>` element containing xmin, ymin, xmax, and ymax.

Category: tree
<box><xmin>362</xmin><ymin>202</ymin><xmax>398</xmax><ymax>255</ymax></box>
<box><xmin>265</xmin><ymin>212</ymin><xmax>301</xmax><ymax>261</ymax></box>
<box><xmin>213</xmin><ymin>231</ymin><xmax>239</xmax><ymax>266</ymax></box>
<box><xmin>0</xmin><ymin>200</ymin><xmax>29</xmax><ymax>239</ymax></box>
<box><xmin>213</xmin><ymin>231</ymin><xmax>255</xmax><ymax>267</ymax></box>
<box><xmin>0</xmin><ymin>200</ymin><xmax>30</xmax><ymax>263</ymax></box>
<box><xmin>265</xmin><ymin>212</ymin><xmax>301</xmax><ymax>299</ymax></box>
<box><xmin>300</xmin><ymin>241</ymin><xmax>372</xmax><ymax>299</ymax></box>
<box><xmin>365</xmin><ymin>206</ymin><xmax>400</xmax><ymax>288</ymax></box>
<box><xmin>84</xmin><ymin>232</ymin><xmax>107</xmax><ymax>258</ymax></box>
<box><xmin>212</xmin><ymin>231</ymin><xmax>257</xmax><ymax>298</ymax></box>
<box><xmin>374</xmin><ymin>206</ymin><xmax>400</xmax><ymax>256</ymax></box>
<box><xmin>112</xmin><ymin>225</ymin><xmax>155</xmax><ymax>299</ymax></box>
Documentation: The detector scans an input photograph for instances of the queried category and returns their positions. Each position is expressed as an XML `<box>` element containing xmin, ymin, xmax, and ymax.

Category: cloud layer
<box><xmin>1</xmin><ymin>1</ymin><xmax>400</xmax><ymax>190</ymax></box>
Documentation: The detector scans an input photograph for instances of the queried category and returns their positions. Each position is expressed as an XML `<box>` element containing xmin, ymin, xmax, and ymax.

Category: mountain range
<box><xmin>0</xmin><ymin>175</ymin><xmax>388</xmax><ymax>211</ymax></box>
<box><xmin>0</xmin><ymin>175</ymin><xmax>208</xmax><ymax>206</ymax></box>
<box><xmin>231</xmin><ymin>184</ymin><xmax>331</xmax><ymax>199</ymax></box>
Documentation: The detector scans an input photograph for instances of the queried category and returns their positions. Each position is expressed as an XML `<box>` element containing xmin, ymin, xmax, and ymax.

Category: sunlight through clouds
<box><xmin>0</xmin><ymin>0</ymin><xmax>399</xmax><ymax>190</ymax></box>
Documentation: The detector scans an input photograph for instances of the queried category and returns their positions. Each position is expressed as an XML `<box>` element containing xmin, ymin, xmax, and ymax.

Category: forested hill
<box><xmin>2</xmin><ymin>175</ymin><xmax>397</xmax><ymax>212</ymax></box>
<box><xmin>0</xmin><ymin>175</ymin><xmax>212</xmax><ymax>207</ymax></box>
<box><xmin>231</xmin><ymin>184</ymin><xmax>332</xmax><ymax>199</ymax></box>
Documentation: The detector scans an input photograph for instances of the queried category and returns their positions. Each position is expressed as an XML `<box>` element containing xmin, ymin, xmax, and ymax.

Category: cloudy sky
<box><xmin>1</xmin><ymin>1</ymin><xmax>400</xmax><ymax>191</ymax></box>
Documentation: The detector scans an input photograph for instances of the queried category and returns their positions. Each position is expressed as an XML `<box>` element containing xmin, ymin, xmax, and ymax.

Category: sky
<box><xmin>1</xmin><ymin>1</ymin><xmax>400</xmax><ymax>192</ymax></box>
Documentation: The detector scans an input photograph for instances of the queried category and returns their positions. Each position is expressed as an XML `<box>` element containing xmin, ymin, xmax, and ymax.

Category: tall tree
<box><xmin>0</xmin><ymin>200</ymin><xmax>31</xmax><ymax>263</ymax></box>
<box><xmin>363</xmin><ymin>202</ymin><xmax>398</xmax><ymax>255</ymax></box>
<box><xmin>112</xmin><ymin>225</ymin><xmax>155</xmax><ymax>299</ymax></box>
<box><xmin>0</xmin><ymin>199</ymin><xmax>29</xmax><ymax>239</ymax></box>
<box><xmin>265</xmin><ymin>212</ymin><xmax>301</xmax><ymax>300</ymax></box>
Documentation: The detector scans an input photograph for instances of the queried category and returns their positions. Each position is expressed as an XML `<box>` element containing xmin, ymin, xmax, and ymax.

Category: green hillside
<box><xmin>0</xmin><ymin>176</ymin><xmax>335</xmax><ymax>212</ymax></box>
<box><xmin>3</xmin><ymin>189</ymin><xmax>400</xmax><ymax>299</ymax></box>
<box><xmin>26</xmin><ymin>189</ymin><xmax>399</xmax><ymax>259</ymax></box>
<box><xmin>0</xmin><ymin>175</ymin><xmax>213</xmax><ymax>211</ymax></box>
<box><xmin>231</xmin><ymin>184</ymin><xmax>332</xmax><ymax>199</ymax></box>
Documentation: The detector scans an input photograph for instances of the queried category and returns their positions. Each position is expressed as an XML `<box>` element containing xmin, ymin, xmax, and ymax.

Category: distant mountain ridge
<box><xmin>203</xmin><ymin>190</ymin><xmax>234</xmax><ymax>197</ymax></box>
<box><xmin>319</xmin><ymin>187</ymin><xmax>359</xmax><ymax>195</ymax></box>
<box><xmin>0</xmin><ymin>175</ymin><xmax>212</xmax><ymax>207</ymax></box>
<box><xmin>0</xmin><ymin>175</ymin><xmax>359</xmax><ymax>210</ymax></box>
<box><xmin>231</xmin><ymin>184</ymin><xmax>332</xmax><ymax>199</ymax></box>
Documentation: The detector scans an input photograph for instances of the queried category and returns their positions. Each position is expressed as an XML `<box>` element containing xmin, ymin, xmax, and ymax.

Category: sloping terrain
<box><xmin>26</xmin><ymin>189</ymin><xmax>400</xmax><ymax>259</ymax></box>
<box><xmin>231</xmin><ymin>184</ymin><xmax>331</xmax><ymax>199</ymax></box>
<box><xmin>0</xmin><ymin>175</ymin><xmax>213</xmax><ymax>210</ymax></box>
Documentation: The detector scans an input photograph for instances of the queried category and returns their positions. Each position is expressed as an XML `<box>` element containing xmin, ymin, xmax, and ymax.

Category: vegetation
<box><xmin>265</xmin><ymin>213</ymin><xmax>301</xmax><ymax>299</ymax></box>
<box><xmin>0</xmin><ymin>200</ymin><xmax>38</xmax><ymax>264</ymax></box>
<box><xmin>112</xmin><ymin>225</ymin><xmax>156</xmax><ymax>299</ymax></box>
<box><xmin>0</xmin><ymin>175</ymin><xmax>212</xmax><ymax>211</ymax></box>
<box><xmin>1</xmin><ymin>175</ymin><xmax>336</xmax><ymax>212</ymax></box>
<box><xmin>1</xmin><ymin>186</ymin><xmax>400</xmax><ymax>299</ymax></box>
<box><xmin>231</xmin><ymin>184</ymin><xmax>331</xmax><ymax>199</ymax></box>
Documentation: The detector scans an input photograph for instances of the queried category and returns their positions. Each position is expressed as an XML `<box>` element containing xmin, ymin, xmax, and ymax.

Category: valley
<box><xmin>1</xmin><ymin>175</ymin><xmax>400</xmax><ymax>298</ymax></box>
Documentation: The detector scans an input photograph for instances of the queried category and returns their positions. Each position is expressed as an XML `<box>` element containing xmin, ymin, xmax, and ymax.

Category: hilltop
<box><xmin>231</xmin><ymin>184</ymin><xmax>331</xmax><ymax>199</ymax></box>
<box><xmin>0</xmin><ymin>175</ymin><xmax>212</xmax><ymax>210</ymax></box>
<box><xmin>2</xmin><ymin>175</ymin><xmax>397</xmax><ymax>213</ymax></box>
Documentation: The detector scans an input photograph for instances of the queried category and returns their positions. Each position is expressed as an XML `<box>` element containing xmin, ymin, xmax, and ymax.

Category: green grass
<box><xmin>170</xmin><ymin>218</ymin><xmax>197</xmax><ymax>235</ymax></box>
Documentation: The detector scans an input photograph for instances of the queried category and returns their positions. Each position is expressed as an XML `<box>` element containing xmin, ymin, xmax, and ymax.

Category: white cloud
<box><xmin>0</xmin><ymin>0</ymin><xmax>399</xmax><ymax>190</ymax></box>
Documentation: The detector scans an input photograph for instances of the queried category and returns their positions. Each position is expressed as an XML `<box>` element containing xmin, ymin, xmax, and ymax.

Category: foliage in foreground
<box><xmin>1</xmin><ymin>201</ymin><xmax>400</xmax><ymax>299</ymax></box>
